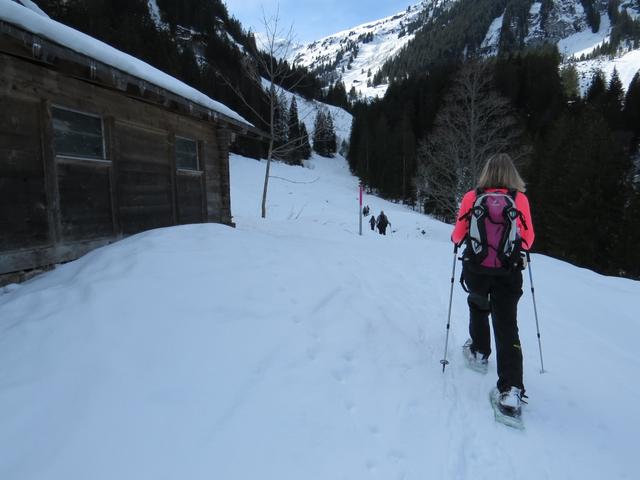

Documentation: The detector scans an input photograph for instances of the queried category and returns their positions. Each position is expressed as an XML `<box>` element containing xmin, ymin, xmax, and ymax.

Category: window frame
<box><xmin>51</xmin><ymin>105</ymin><xmax>109</xmax><ymax>164</ymax></box>
<box><xmin>175</xmin><ymin>135</ymin><xmax>201</xmax><ymax>173</ymax></box>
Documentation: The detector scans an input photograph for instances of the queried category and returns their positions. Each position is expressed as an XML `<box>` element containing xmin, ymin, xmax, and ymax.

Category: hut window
<box><xmin>52</xmin><ymin>107</ymin><xmax>105</xmax><ymax>160</ymax></box>
<box><xmin>175</xmin><ymin>137</ymin><xmax>199</xmax><ymax>171</ymax></box>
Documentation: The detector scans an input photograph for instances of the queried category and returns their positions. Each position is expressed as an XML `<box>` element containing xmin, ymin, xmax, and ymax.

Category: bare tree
<box><xmin>216</xmin><ymin>6</ymin><xmax>309</xmax><ymax>218</ymax></box>
<box><xmin>416</xmin><ymin>60</ymin><xmax>529</xmax><ymax>221</ymax></box>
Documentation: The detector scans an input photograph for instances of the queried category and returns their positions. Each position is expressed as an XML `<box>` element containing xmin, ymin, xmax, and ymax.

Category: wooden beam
<box><xmin>39</xmin><ymin>99</ymin><xmax>60</xmax><ymax>244</ymax></box>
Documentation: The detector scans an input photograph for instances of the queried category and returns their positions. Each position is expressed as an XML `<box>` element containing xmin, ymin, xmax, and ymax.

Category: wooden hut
<box><xmin>0</xmin><ymin>2</ymin><xmax>265</xmax><ymax>282</ymax></box>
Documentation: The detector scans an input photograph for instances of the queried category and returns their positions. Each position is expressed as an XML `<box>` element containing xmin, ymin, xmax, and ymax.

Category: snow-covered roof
<box><xmin>0</xmin><ymin>0</ymin><xmax>253</xmax><ymax>128</ymax></box>
<box><xmin>13</xmin><ymin>0</ymin><xmax>48</xmax><ymax>18</ymax></box>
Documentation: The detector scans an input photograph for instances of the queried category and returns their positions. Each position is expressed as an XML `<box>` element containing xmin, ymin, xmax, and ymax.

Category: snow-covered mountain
<box><xmin>289</xmin><ymin>1</ymin><xmax>455</xmax><ymax>100</ymax></box>
<box><xmin>291</xmin><ymin>0</ymin><xmax>640</xmax><ymax>99</ymax></box>
<box><xmin>482</xmin><ymin>0</ymin><xmax>640</xmax><ymax>93</ymax></box>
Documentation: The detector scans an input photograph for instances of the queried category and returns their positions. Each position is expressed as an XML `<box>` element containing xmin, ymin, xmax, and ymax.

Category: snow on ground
<box><xmin>145</xmin><ymin>0</ymin><xmax>167</xmax><ymax>31</ymax></box>
<box><xmin>481</xmin><ymin>12</ymin><xmax>504</xmax><ymax>54</ymax></box>
<box><xmin>574</xmin><ymin>48</ymin><xmax>640</xmax><ymax>94</ymax></box>
<box><xmin>1</xmin><ymin>151</ymin><xmax>639</xmax><ymax>479</ymax></box>
<box><xmin>558</xmin><ymin>13</ymin><xmax>611</xmax><ymax>59</ymax></box>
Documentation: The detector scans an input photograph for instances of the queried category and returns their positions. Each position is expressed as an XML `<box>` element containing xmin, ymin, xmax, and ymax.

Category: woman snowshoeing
<box><xmin>451</xmin><ymin>153</ymin><xmax>535</xmax><ymax>415</ymax></box>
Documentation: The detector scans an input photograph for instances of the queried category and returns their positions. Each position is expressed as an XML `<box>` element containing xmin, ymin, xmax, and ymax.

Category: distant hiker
<box><xmin>376</xmin><ymin>210</ymin><xmax>389</xmax><ymax>235</ymax></box>
<box><xmin>363</xmin><ymin>205</ymin><xmax>370</xmax><ymax>216</ymax></box>
<box><xmin>369</xmin><ymin>214</ymin><xmax>376</xmax><ymax>231</ymax></box>
<box><xmin>451</xmin><ymin>153</ymin><xmax>535</xmax><ymax>417</ymax></box>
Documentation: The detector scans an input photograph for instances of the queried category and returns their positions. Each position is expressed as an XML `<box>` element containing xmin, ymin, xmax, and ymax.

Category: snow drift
<box><xmin>0</xmin><ymin>151</ymin><xmax>639</xmax><ymax>479</ymax></box>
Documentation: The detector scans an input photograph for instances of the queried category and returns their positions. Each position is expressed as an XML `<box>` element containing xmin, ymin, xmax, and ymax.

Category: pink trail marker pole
<box><xmin>359</xmin><ymin>183</ymin><xmax>363</xmax><ymax>236</ymax></box>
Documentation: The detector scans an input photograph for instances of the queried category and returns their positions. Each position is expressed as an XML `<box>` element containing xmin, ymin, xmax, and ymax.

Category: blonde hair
<box><xmin>477</xmin><ymin>153</ymin><xmax>526</xmax><ymax>192</ymax></box>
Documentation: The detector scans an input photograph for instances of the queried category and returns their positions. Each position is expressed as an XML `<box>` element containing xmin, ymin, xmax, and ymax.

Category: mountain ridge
<box><xmin>290</xmin><ymin>0</ymin><xmax>640</xmax><ymax>99</ymax></box>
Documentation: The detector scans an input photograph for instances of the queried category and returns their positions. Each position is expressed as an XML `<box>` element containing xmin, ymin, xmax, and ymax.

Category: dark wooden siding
<box><xmin>57</xmin><ymin>159</ymin><xmax>113</xmax><ymax>241</ymax></box>
<box><xmin>0</xmin><ymin>51</ymin><xmax>236</xmax><ymax>277</ymax></box>
<box><xmin>115</xmin><ymin>122</ymin><xmax>174</xmax><ymax>234</ymax></box>
<box><xmin>204</xmin><ymin>129</ymin><xmax>233</xmax><ymax>225</ymax></box>
<box><xmin>0</xmin><ymin>97</ymin><xmax>50</xmax><ymax>250</ymax></box>
<box><xmin>176</xmin><ymin>171</ymin><xmax>205</xmax><ymax>224</ymax></box>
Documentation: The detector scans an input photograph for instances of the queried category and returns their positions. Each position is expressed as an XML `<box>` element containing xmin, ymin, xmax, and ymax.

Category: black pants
<box><xmin>463</xmin><ymin>265</ymin><xmax>524</xmax><ymax>394</ymax></box>
<box><xmin>378</xmin><ymin>226</ymin><xmax>387</xmax><ymax>235</ymax></box>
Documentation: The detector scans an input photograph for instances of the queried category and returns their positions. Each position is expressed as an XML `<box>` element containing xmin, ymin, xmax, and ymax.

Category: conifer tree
<box><xmin>286</xmin><ymin>97</ymin><xmax>302</xmax><ymax>165</ymax></box>
<box><xmin>530</xmin><ymin>108</ymin><xmax>623</xmax><ymax>271</ymax></box>
<box><xmin>586</xmin><ymin>70</ymin><xmax>607</xmax><ymax>104</ymax></box>
<box><xmin>605</xmin><ymin>68</ymin><xmax>625</xmax><ymax>129</ymax></box>
<box><xmin>621</xmin><ymin>191</ymin><xmax>640</xmax><ymax>278</ymax></box>
<box><xmin>326</xmin><ymin>81</ymin><xmax>349</xmax><ymax>109</ymax></box>
<box><xmin>273</xmin><ymin>94</ymin><xmax>289</xmax><ymax>156</ymax></box>
<box><xmin>581</xmin><ymin>0</ymin><xmax>601</xmax><ymax>33</ymax></box>
<box><xmin>326</xmin><ymin>112</ymin><xmax>337</xmax><ymax>156</ymax></box>
<box><xmin>559</xmin><ymin>63</ymin><xmax>580</xmax><ymax>100</ymax></box>
<box><xmin>608</xmin><ymin>0</ymin><xmax>621</xmax><ymax>24</ymax></box>
<box><xmin>399</xmin><ymin>112</ymin><xmax>416</xmax><ymax>203</ymax></box>
<box><xmin>312</xmin><ymin>109</ymin><xmax>337</xmax><ymax>157</ymax></box>
<box><xmin>312</xmin><ymin>110</ymin><xmax>327</xmax><ymax>156</ymax></box>
<box><xmin>624</xmin><ymin>73</ymin><xmax>640</xmax><ymax>138</ymax></box>
<box><xmin>300</xmin><ymin>123</ymin><xmax>312</xmax><ymax>160</ymax></box>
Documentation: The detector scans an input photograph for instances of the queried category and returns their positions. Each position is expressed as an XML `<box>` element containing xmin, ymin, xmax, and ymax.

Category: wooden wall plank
<box><xmin>40</xmin><ymin>99</ymin><xmax>61</xmax><ymax>245</ymax></box>
<box><xmin>115</xmin><ymin>122</ymin><xmax>173</xmax><ymax>234</ymax></box>
<box><xmin>176</xmin><ymin>173</ymin><xmax>204</xmax><ymax>224</ymax></box>
<box><xmin>57</xmin><ymin>161</ymin><xmax>113</xmax><ymax>241</ymax></box>
<box><xmin>0</xmin><ymin>96</ymin><xmax>50</xmax><ymax>251</ymax></box>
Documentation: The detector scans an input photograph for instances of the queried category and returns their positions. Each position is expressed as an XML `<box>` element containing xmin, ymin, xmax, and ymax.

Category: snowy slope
<box><xmin>1</xmin><ymin>146</ymin><xmax>639</xmax><ymax>478</ymax></box>
<box><xmin>262</xmin><ymin>79</ymin><xmax>352</xmax><ymax>148</ymax></box>
<box><xmin>574</xmin><ymin>47</ymin><xmax>640</xmax><ymax>93</ymax></box>
<box><xmin>289</xmin><ymin>1</ymin><xmax>456</xmax><ymax>99</ymax></box>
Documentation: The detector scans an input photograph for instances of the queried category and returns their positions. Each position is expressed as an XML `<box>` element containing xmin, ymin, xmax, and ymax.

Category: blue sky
<box><xmin>224</xmin><ymin>0</ymin><xmax>417</xmax><ymax>42</ymax></box>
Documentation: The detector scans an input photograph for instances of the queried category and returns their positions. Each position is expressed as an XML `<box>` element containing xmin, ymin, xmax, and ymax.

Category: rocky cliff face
<box><xmin>482</xmin><ymin>0</ymin><xmax>616</xmax><ymax>55</ymax></box>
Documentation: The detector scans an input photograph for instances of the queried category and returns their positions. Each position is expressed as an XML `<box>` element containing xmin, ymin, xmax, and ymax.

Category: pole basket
<box><xmin>440</xmin><ymin>359</ymin><xmax>449</xmax><ymax>373</ymax></box>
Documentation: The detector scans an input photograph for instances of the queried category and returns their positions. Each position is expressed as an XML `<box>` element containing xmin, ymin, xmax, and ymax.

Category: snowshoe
<box><xmin>462</xmin><ymin>339</ymin><xmax>488</xmax><ymax>374</ymax></box>
<box><xmin>489</xmin><ymin>387</ymin><xmax>524</xmax><ymax>430</ymax></box>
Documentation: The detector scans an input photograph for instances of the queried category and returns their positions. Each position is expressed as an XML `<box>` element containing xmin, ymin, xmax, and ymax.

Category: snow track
<box><xmin>0</xmin><ymin>152</ymin><xmax>638</xmax><ymax>479</ymax></box>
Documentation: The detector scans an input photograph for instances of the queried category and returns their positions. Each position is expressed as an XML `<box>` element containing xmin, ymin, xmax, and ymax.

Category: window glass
<box><xmin>52</xmin><ymin>107</ymin><xmax>105</xmax><ymax>160</ymax></box>
<box><xmin>176</xmin><ymin>137</ymin><xmax>199</xmax><ymax>171</ymax></box>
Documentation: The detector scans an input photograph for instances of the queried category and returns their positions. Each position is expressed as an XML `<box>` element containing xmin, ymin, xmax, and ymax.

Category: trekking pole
<box><xmin>440</xmin><ymin>244</ymin><xmax>459</xmax><ymax>373</ymax></box>
<box><xmin>526</xmin><ymin>251</ymin><xmax>545</xmax><ymax>374</ymax></box>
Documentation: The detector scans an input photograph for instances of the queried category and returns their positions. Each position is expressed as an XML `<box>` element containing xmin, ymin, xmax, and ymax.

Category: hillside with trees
<box><xmin>348</xmin><ymin>47</ymin><xmax>640</xmax><ymax>279</ymax></box>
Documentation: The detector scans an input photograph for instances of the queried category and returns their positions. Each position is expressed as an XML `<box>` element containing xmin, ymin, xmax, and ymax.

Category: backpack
<box><xmin>463</xmin><ymin>189</ymin><xmax>523</xmax><ymax>273</ymax></box>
